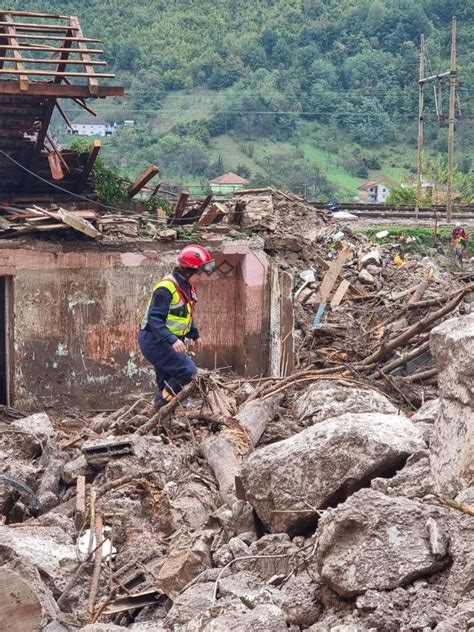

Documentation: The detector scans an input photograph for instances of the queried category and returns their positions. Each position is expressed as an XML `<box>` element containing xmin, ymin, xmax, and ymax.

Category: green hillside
<box><xmin>6</xmin><ymin>0</ymin><xmax>474</xmax><ymax>200</ymax></box>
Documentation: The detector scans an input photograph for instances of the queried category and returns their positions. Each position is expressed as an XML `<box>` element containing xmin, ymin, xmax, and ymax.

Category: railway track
<box><xmin>309</xmin><ymin>202</ymin><xmax>474</xmax><ymax>221</ymax></box>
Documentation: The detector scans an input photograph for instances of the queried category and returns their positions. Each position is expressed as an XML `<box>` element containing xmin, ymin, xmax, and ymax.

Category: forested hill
<box><xmin>4</xmin><ymin>0</ymin><xmax>474</xmax><ymax>198</ymax></box>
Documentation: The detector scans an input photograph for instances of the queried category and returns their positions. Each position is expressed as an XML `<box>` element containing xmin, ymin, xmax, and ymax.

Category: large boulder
<box><xmin>295</xmin><ymin>381</ymin><xmax>397</xmax><ymax>426</ymax></box>
<box><xmin>240</xmin><ymin>412</ymin><xmax>425</xmax><ymax>533</ymax></box>
<box><xmin>430</xmin><ymin>314</ymin><xmax>474</xmax><ymax>496</ymax></box>
<box><xmin>315</xmin><ymin>489</ymin><xmax>450</xmax><ymax>598</ymax></box>
<box><xmin>0</xmin><ymin>526</ymin><xmax>76</xmax><ymax>590</ymax></box>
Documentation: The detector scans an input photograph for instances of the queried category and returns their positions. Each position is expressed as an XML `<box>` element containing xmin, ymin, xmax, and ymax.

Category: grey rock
<box><xmin>11</xmin><ymin>412</ymin><xmax>55</xmax><ymax>440</ymax></box>
<box><xmin>165</xmin><ymin>582</ymin><xmax>215</xmax><ymax>629</ymax></box>
<box><xmin>0</xmin><ymin>525</ymin><xmax>76</xmax><ymax>588</ymax></box>
<box><xmin>430</xmin><ymin>314</ymin><xmax>474</xmax><ymax>496</ymax></box>
<box><xmin>80</xmin><ymin>625</ymin><xmax>129</xmax><ymax>631</ymax></box>
<box><xmin>316</xmin><ymin>489</ymin><xmax>449</xmax><ymax>597</ymax></box>
<box><xmin>62</xmin><ymin>454</ymin><xmax>94</xmax><ymax>485</ymax></box>
<box><xmin>444</xmin><ymin>509</ymin><xmax>474</xmax><ymax>605</ymax></box>
<box><xmin>278</xmin><ymin>573</ymin><xmax>323</xmax><ymax>627</ymax></box>
<box><xmin>358</xmin><ymin>269</ymin><xmax>376</xmax><ymax>285</ymax></box>
<box><xmin>371</xmin><ymin>450</ymin><xmax>434</xmax><ymax>499</ymax></box>
<box><xmin>361</xmin><ymin>250</ymin><xmax>381</xmax><ymax>266</ymax></box>
<box><xmin>295</xmin><ymin>380</ymin><xmax>397</xmax><ymax>426</ymax></box>
<box><xmin>201</xmin><ymin>603</ymin><xmax>288</xmax><ymax>632</ymax></box>
<box><xmin>434</xmin><ymin>600</ymin><xmax>474</xmax><ymax>631</ymax></box>
<box><xmin>241</xmin><ymin>412</ymin><xmax>425</xmax><ymax>534</ymax></box>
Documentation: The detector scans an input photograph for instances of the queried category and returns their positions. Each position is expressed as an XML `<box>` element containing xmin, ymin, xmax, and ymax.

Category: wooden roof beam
<box><xmin>70</xmin><ymin>16</ymin><xmax>98</xmax><ymax>96</ymax></box>
<box><xmin>3</xmin><ymin>44</ymin><xmax>104</xmax><ymax>53</ymax></box>
<box><xmin>2</xmin><ymin>14</ymin><xmax>28</xmax><ymax>91</ymax></box>
<box><xmin>6</xmin><ymin>22</ymin><xmax>80</xmax><ymax>31</ymax></box>
<box><xmin>0</xmin><ymin>81</ymin><xmax>124</xmax><ymax>97</ymax></box>
<box><xmin>128</xmin><ymin>165</ymin><xmax>160</xmax><ymax>198</ymax></box>
<box><xmin>13</xmin><ymin>34</ymin><xmax>102</xmax><ymax>42</ymax></box>
<box><xmin>0</xmin><ymin>56</ymin><xmax>107</xmax><ymax>65</ymax></box>
<box><xmin>0</xmin><ymin>68</ymin><xmax>115</xmax><ymax>78</ymax></box>
<box><xmin>0</xmin><ymin>10</ymin><xmax>71</xmax><ymax>19</ymax></box>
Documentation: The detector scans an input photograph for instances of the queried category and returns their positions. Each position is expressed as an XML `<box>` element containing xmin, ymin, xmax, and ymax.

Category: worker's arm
<box><xmin>146</xmin><ymin>287</ymin><xmax>178</xmax><ymax>344</ymax></box>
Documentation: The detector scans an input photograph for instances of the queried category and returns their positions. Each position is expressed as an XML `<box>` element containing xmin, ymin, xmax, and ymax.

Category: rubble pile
<box><xmin>1</xmin><ymin>188</ymin><xmax>473</xmax><ymax>630</ymax></box>
<box><xmin>230</xmin><ymin>188</ymin><xmax>473</xmax><ymax>410</ymax></box>
<box><xmin>0</xmin><ymin>312</ymin><xmax>473</xmax><ymax>631</ymax></box>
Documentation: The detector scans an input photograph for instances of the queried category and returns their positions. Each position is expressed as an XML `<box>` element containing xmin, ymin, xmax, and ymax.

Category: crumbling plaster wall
<box><xmin>3</xmin><ymin>241</ymin><xmax>274</xmax><ymax>409</ymax></box>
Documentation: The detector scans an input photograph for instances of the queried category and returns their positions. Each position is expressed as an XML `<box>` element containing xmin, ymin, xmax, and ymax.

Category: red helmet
<box><xmin>177</xmin><ymin>244</ymin><xmax>215</xmax><ymax>273</ymax></box>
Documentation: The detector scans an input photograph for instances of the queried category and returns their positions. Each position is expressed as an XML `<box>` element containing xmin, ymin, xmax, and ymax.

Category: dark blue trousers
<box><xmin>138</xmin><ymin>329</ymin><xmax>197</xmax><ymax>405</ymax></box>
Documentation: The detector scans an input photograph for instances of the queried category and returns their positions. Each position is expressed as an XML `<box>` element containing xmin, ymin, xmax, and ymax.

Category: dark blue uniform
<box><xmin>138</xmin><ymin>269</ymin><xmax>198</xmax><ymax>406</ymax></box>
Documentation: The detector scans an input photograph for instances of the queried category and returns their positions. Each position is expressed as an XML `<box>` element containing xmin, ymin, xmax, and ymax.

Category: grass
<box><xmin>300</xmin><ymin>142</ymin><xmax>364</xmax><ymax>196</ymax></box>
<box><xmin>361</xmin><ymin>225</ymin><xmax>474</xmax><ymax>258</ymax></box>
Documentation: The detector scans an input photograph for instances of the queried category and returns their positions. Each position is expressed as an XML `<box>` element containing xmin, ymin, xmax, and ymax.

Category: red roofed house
<box><xmin>209</xmin><ymin>172</ymin><xmax>248</xmax><ymax>195</ymax></box>
<box><xmin>358</xmin><ymin>180</ymin><xmax>390</xmax><ymax>203</ymax></box>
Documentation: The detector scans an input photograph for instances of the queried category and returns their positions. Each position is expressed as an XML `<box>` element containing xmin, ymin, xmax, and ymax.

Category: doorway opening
<box><xmin>0</xmin><ymin>276</ymin><xmax>12</xmax><ymax>405</ymax></box>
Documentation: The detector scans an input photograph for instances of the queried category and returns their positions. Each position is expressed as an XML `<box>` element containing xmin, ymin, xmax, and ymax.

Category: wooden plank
<box><xmin>5</xmin><ymin>21</ymin><xmax>80</xmax><ymax>31</ymax></box>
<box><xmin>103</xmin><ymin>590</ymin><xmax>163</xmax><ymax>615</ymax></box>
<box><xmin>1</xmin><ymin>10</ymin><xmax>71</xmax><ymax>19</ymax></box>
<box><xmin>315</xmin><ymin>247</ymin><xmax>351</xmax><ymax>303</ymax></box>
<box><xmin>13</xmin><ymin>33</ymin><xmax>102</xmax><ymax>42</ymax></box>
<box><xmin>58</xmin><ymin>207</ymin><xmax>100</xmax><ymax>238</ymax></box>
<box><xmin>168</xmin><ymin>192</ymin><xmax>190</xmax><ymax>225</ymax></box>
<box><xmin>2</xmin><ymin>15</ymin><xmax>28</xmax><ymax>90</ymax></box>
<box><xmin>128</xmin><ymin>164</ymin><xmax>160</xmax><ymax>198</ymax></box>
<box><xmin>75</xmin><ymin>139</ymin><xmax>101</xmax><ymax>193</ymax></box>
<box><xmin>70</xmin><ymin>16</ymin><xmax>98</xmax><ymax>95</ymax></box>
<box><xmin>0</xmin><ymin>44</ymin><xmax>104</xmax><ymax>53</ymax></box>
<box><xmin>75</xmin><ymin>475</ymin><xmax>87</xmax><ymax>507</ymax></box>
<box><xmin>0</xmin><ymin>68</ymin><xmax>114</xmax><ymax>77</ymax></box>
<box><xmin>330</xmin><ymin>278</ymin><xmax>351</xmax><ymax>308</ymax></box>
<box><xmin>180</xmin><ymin>194</ymin><xmax>212</xmax><ymax>223</ymax></box>
<box><xmin>199</xmin><ymin>202</ymin><xmax>226</xmax><ymax>226</ymax></box>
<box><xmin>0</xmin><ymin>56</ymin><xmax>107</xmax><ymax>65</ymax></box>
<box><xmin>0</xmin><ymin>81</ymin><xmax>123</xmax><ymax>97</ymax></box>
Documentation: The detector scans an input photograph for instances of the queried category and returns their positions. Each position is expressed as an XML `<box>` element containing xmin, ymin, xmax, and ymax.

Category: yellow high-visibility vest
<box><xmin>140</xmin><ymin>275</ymin><xmax>193</xmax><ymax>337</ymax></box>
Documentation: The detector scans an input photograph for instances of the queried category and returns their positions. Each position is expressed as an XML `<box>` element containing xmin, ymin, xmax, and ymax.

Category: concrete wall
<box><xmin>0</xmin><ymin>241</ymin><xmax>274</xmax><ymax>410</ymax></box>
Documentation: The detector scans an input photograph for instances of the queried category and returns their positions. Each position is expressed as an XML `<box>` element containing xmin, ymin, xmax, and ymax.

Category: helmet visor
<box><xmin>200</xmin><ymin>260</ymin><xmax>215</xmax><ymax>274</ymax></box>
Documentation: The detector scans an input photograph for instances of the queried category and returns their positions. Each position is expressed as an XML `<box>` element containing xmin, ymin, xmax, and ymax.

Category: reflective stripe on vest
<box><xmin>140</xmin><ymin>274</ymin><xmax>193</xmax><ymax>337</ymax></box>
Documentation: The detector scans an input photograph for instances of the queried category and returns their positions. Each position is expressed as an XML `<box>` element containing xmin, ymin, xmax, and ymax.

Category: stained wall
<box><xmin>0</xmin><ymin>241</ymin><xmax>275</xmax><ymax>409</ymax></box>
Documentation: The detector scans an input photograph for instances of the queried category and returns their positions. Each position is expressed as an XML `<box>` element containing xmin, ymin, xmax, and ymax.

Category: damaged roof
<box><xmin>0</xmin><ymin>9</ymin><xmax>123</xmax><ymax>197</ymax></box>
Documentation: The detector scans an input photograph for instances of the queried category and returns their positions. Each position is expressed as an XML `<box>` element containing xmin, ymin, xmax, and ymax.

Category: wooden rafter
<box><xmin>0</xmin><ymin>82</ymin><xmax>123</xmax><ymax>97</ymax></box>
<box><xmin>1</xmin><ymin>14</ymin><xmax>28</xmax><ymax>90</ymax></box>
<box><xmin>128</xmin><ymin>165</ymin><xmax>160</xmax><ymax>198</ymax></box>
<box><xmin>0</xmin><ymin>69</ymin><xmax>115</xmax><ymax>78</ymax></box>
<box><xmin>5</xmin><ymin>21</ymin><xmax>79</xmax><ymax>32</ymax></box>
<box><xmin>1</xmin><ymin>44</ymin><xmax>104</xmax><ymax>53</ymax></box>
<box><xmin>12</xmin><ymin>33</ymin><xmax>102</xmax><ymax>42</ymax></box>
<box><xmin>70</xmin><ymin>16</ymin><xmax>98</xmax><ymax>95</ymax></box>
<box><xmin>0</xmin><ymin>56</ymin><xmax>107</xmax><ymax>65</ymax></box>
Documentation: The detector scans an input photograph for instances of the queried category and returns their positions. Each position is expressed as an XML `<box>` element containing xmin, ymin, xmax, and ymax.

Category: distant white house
<box><xmin>68</xmin><ymin>116</ymin><xmax>117</xmax><ymax>137</ymax></box>
<box><xmin>358</xmin><ymin>180</ymin><xmax>390</xmax><ymax>203</ymax></box>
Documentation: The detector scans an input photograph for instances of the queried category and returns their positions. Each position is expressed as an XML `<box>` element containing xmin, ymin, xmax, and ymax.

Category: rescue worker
<box><xmin>450</xmin><ymin>222</ymin><xmax>468</xmax><ymax>248</ymax></box>
<box><xmin>138</xmin><ymin>244</ymin><xmax>215</xmax><ymax>411</ymax></box>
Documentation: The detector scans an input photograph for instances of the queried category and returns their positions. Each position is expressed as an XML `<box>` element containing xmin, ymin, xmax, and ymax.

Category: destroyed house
<box><xmin>0</xmin><ymin>11</ymin><xmax>292</xmax><ymax>410</ymax></box>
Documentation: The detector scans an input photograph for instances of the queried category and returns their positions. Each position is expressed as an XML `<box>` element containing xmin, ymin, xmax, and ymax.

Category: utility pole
<box><xmin>417</xmin><ymin>34</ymin><xmax>425</xmax><ymax>202</ymax></box>
<box><xmin>446</xmin><ymin>16</ymin><xmax>457</xmax><ymax>223</ymax></box>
